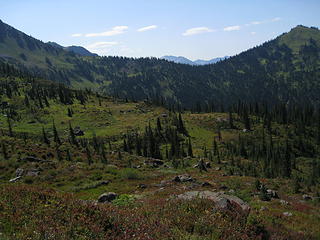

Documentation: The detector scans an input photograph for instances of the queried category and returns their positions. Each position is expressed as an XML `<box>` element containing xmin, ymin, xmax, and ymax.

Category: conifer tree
<box><xmin>1</xmin><ymin>141</ymin><xmax>8</xmax><ymax>159</ymax></box>
<box><xmin>66</xmin><ymin>149</ymin><xmax>72</xmax><ymax>162</ymax></box>
<box><xmin>229</xmin><ymin>109</ymin><xmax>234</xmax><ymax>129</ymax></box>
<box><xmin>100</xmin><ymin>145</ymin><xmax>107</xmax><ymax>164</ymax></box>
<box><xmin>42</xmin><ymin>126</ymin><xmax>50</xmax><ymax>145</ymax></box>
<box><xmin>123</xmin><ymin>139</ymin><xmax>128</xmax><ymax>152</ymax></box>
<box><xmin>67</xmin><ymin>108</ymin><xmax>73</xmax><ymax>117</ymax></box>
<box><xmin>187</xmin><ymin>138</ymin><xmax>193</xmax><ymax>157</ymax></box>
<box><xmin>53</xmin><ymin>121</ymin><xmax>61</xmax><ymax>145</ymax></box>
<box><xmin>68</xmin><ymin>122</ymin><xmax>78</xmax><ymax>146</ymax></box>
<box><xmin>55</xmin><ymin>147</ymin><xmax>62</xmax><ymax>161</ymax></box>
<box><xmin>243</xmin><ymin>107</ymin><xmax>251</xmax><ymax>130</ymax></box>
<box><xmin>156</xmin><ymin>117</ymin><xmax>162</xmax><ymax>132</ymax></box>
<box><xmin>7</xmin><ymin>116</ymin><xmax>13</xmax><ymax>137</ymax></box>
<box><xmin>86</xmin><ymin>146</ymin><xmax>92</xmax><ymax>165</ymax></box>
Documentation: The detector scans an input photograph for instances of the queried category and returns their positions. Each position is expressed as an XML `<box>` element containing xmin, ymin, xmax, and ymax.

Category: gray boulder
<box><xmin>176</xmin><ymin>191</ymin><xmax>250</xmax><ymax>215</ymax></box>
<box><xmin>98</xmin><ymin>192</ymin><xmax>118</xmax><ymax>203</ymax></box>
<box><xmin>9</xmin><ymin>176</ymin><xmax>22</xmax><ymax>183</ymax></box>
<box><xmin>302</xmin><ymin>194</ymin><xmax>312</xmax><ymax>201</ymax></box>
<box><xmin>283</xmin><ymin>212</ymin><xmax>293</xmax><ymax>217</ymax></box>
<box><xmin>15</xmin><ymin>168</ymin><xmax>24</xmax><ymax>177</ymax></box>
<box><xmin>267</xmin><ymin>189</ymin><xmax>279</xmax><ymax>199</ymax></box>
<box><xmin>73</xmin><ymin>126</ymin><xmax>85</xmax><ymax>136</ymax></box>
<box><xmin>173</xmin><ymin>174</ymin><xmax>194</xmax><ymax>183</ymax></box>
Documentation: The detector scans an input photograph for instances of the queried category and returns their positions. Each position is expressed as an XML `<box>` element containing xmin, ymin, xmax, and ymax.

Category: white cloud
<box><xmin>182</xmin><ymin>27</ymin><xmax>214</xmax><ymax>36</ymax></box>
<box><xmin>137</xmin><ymin>25</ymin><xmax>157</xmax><ymax>32</ymax></box>
<box><xmin>250</xmin><ymin>21</ymin><xmax>262</xmax><ymax>25</ymax></box>
<box><xmin>271</xmin><ymin>17</ymin><xmax>281</xmax><ymax>22</ymax></box>
<box><xmin>86</xmin><ymin>41</ymin><xmax>118</xmax><ymax>49</ymax></box>
<box><xmin>71</xmin><ymin>33</ymin><xmax>82</xmax><ymax>37</ymax></box>
<box><xmin>85</xmin><ymin>26</ymin><xmax>128</xmax><ymax>37</ymax></box>
<box><xmin>251</xmin><ymin>32</ymin><xmax>256</xmax><ymax>35</ymax></box>
<box><xmin>85</xmin><ymin>41</ymin><xmax>119</xmax><ymax>55</ymax></box>
<box><xmin>223</xmin><ymin>25</ymin><xmax>241</xmax><ymax>31</ymax></box>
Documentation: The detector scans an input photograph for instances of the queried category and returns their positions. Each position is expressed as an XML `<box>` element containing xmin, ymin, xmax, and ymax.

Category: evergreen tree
<box><xmin>66</xmin><ymin>149</ymin><xmax>72</xmax><ymax>162</ymax></box>
<box><xmin>187</xmin><ymin>138</ymin><xmax>193</xmax><ymax>157</ymax></box>
<box><xmin>243</xmin><ymin>107</ymin><xmax>251</xmax><ymax>130</ymax></box>
<box><xmin>67</xmin><ymin>108</ymin><xmax>73</xmax><ymax>117</ymax></box>
<box><xmin>68</xmin><ymin>122</ymin><xmax>78</xmax><ymax>146</ymax></box>
<box><xmin>1</xmin><ymin>141</ymin><xmax>8</xmax><ymax>159</ymax></box>
<box><xmin>86</xmin><ymin>146</ymin><xmax>92</xmax><ymax>165</ymax></box>
<box><xmin>259</xmin><ymin>184</ymin><xmax>270</xmax><ymax>201</ymax></box>
<box><xmin>156</xmin><ymin>117</ymin><xmax>162</xmax><ymax>132</ymax></box>
<box><xmin>53</xmin><ymin>121</ymin><xmax>61</xmax><ymax>145</ymax></box>
<box><xmin>42</xmin><ymin>126</ymin><xmax>50</xmax><ymax>145</ymax></box>
<box><xmin>123</xmin><ymin>139</ymin><xmax>128</xmax><ymax>152</ymax></box>
<box><xmin>100</xmin><ymin>145</ymin><xmax>108</xmax><ymax>164</ymax></box>
<box><xmin>55</xmin><ymin>147</ymin><xmax>62</xmax><ymax>161</ymax></box>
<box><xmin>7</xmin><ymin>116</ymin><xmax>13</xmax><ymax>137</ymax></box>
<box><xmin>229</xmin><ymin>109</ymin><xmax>234</xmax><ymax>129</ymax></box>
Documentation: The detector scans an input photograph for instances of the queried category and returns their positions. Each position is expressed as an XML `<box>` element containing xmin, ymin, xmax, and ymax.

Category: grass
<box><xmin>0</xmin><ymin>77</ymin><xmax>320</xmax><ymax>239</ymax></box>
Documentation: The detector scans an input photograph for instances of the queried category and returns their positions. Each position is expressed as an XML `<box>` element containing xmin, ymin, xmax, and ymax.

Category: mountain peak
<box><xmin>278</xmin><ymin>25</ymin><xmax>320</xmax><ymax>52</ymax></box>
<box><xmin>161</xmin><ymin>55</ymin><xmax>228</xmax><ymax>65</ymax></box>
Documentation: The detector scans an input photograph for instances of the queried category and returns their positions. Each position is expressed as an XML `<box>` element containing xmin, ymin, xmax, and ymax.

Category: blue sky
<box><xmin>1</xmin><ymin>0</ymin><xmax>319</xmax><ymax>60</ymax></box>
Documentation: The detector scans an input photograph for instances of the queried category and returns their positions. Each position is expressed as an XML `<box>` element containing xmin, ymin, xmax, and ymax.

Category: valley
<box><xmin>0</xmin><ymin>16</ymin><xmax>319</xmax><ymax>240</ymax></box>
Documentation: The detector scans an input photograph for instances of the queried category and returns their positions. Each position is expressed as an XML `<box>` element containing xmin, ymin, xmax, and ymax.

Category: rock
<box><xmin>219</xmin><ymin>185</ymin><xmax>228</xmax><ymax>190</ymax></box>
<box><xmin>25</xmin><ymin>169</ymin><xmax>40</xmax><ymax>177</ymax></box>
<box><xmin>215</xmin><ymin>167</ymin><xmax>221</xmax><ymax>171</ymax></box>
<box><xmin>176</xmin><ymin>191</ymin><xmax>250</xmax><ymax>215</ymax></box>
<box><xmin>201</xmin><ymin>182</ymin><xmax>212</xmax><ymax>187</ymax></box>
<box><xmin>302</xmin><ymin>194</ymin><xmax>312</xmax><ymax>201</ymax></box>
<box><xmin>15</xmin><ymin>168</ymin><xmax>40</xmax><ymax>177</ymax></box>
<box><xmin>283</xmin><ymin>212</ymin><xmax>293</xmax><ymax>217</ymax></box>
<box><xmin>144</xmin><ymin>158</ymin><xmax>164</xmax><ymax>168</ymax></box>
<box><xmin>229</xmin><ymin>189</ymin><xmax>235</xmax><ymax>194</ymax></box>
<box><xmin>260</xmin><ymin>206</ymin><xmax>268</xmax><ymax>211</ymax></box>
<box><xmin>93</xmin><ymin>181</ymin><xmax>110</xmax><ymax>188</ymax></box>
<box><xmin>15</xmin><ymin>168</ymin><xmax>24</xmax><ymax>177</ymax></box>
<box><xmin>267</xmin><ymin>189</ymin><xmax>279</xmax><ymax>199</ymax></box>
<box><xmin>9</xmin><ymin>176</ymin><xmax>22</xmax><ymax>182</ymax></box>
<box><xmin>280</xmin><ymin>199</ymin><xmax>289</xmax><ymax>205</ymax></box>
<box><xmin>172</xmin><ymin>174</ymin><xmax>194</xmax><ymax>183</ymax></box>
<box><xmin>138</xmin><ymin>183</ymin><xmax>147</xmax><ymax>189</ymax></box>
<box><xmin>205</xmin><ymin>162</ymin><xmax>211</xmax><ymax>168</ymax></box>
<box><xmin>98</xmin><ymin>192</ymin><xmax>118</xmax><ymax>203</ymax></box>
<box><xmin>73</xmin><ymin>126</ymin><xmax>84</xmax><ymax>136</ymax></box>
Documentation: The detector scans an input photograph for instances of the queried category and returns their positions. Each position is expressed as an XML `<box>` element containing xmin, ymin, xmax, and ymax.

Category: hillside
<box><xmin>0</xmin><ymin>64</ymin><xmax>320</xmax><ymax>239</ymax></box>
<box><xmin>0</xmin><ymin>20</ymin><xmax>319</xmax><ymax>107</ymax></box>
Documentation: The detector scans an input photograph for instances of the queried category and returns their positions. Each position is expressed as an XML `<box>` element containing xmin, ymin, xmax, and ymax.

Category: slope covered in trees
<box><xmin>0</xmin><ymin>20</ymin><xmax>319</xmax><ymax>108</ymax></box>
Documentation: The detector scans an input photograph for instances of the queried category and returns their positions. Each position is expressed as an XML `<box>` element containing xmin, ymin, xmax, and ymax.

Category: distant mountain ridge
<box><xmin>47</xmin><ymin>41</ymin><xmax>97</xmax><ymax>56</ymax></box>
<box><xmin>161</xmin><ymin>55</ymin><xmax>228</xmax><ymax>65</ymax></box>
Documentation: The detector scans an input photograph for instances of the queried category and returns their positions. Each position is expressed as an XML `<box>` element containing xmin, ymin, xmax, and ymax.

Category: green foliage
<box><xmin>119</xmin><ymin>168</ymin><xmax>142</xmax><ymax>180</ymax></box>
<box><xmin>112</xmin><ymin>194</ymin><xmax>135</xmax><ymax>206</ymax></box>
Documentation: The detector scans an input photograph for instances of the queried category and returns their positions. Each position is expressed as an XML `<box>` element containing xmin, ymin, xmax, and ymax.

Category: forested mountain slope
<box><xmin>0</xmin><ymin>20</ymin><xmax>319</xmax><ymax>107</ymax></box>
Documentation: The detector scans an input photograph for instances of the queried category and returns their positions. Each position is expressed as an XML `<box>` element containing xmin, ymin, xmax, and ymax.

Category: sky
<box><xmin>1</xmin><ymin>0</ymin><xmax>320</xmax><ymax>60</ymax></box>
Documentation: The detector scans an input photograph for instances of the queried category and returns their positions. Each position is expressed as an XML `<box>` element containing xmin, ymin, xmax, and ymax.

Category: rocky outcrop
<box><xmin>73</xmin><ymin>126</ymin><xmax>84</xmax><ymax>136</ymax></box>
<box><xmin>172</xmin><ymin>174</ymin><xmax>195</xmax><ymax>183</ymax></box>
<box><xmin>98</xmin><ymin>192</ymin><xmax>118</xmax><ymax>203</ymax></box>
<box><xmin>176</xmin><ymin>191</ymin><xmax>250</xmax><ymax>215</ymax></box>
<box><xmin>144</xmin><ymin>158</ymin><xmax>164</xmax><ymax>168</ymax></box>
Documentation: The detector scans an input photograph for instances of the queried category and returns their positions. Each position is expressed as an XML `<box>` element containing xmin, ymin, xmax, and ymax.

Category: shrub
<box><xmin>23</xmin><ymin>176</ymin><xmax>34</xmax><ymax>184</ymax></box>
<box><xmin>119</xmin><ymin>168</ymin><xmax>142</xmax><ymax>180</ymax></box>
<box><xmin>112</xmin><ymin>194</ymin><xmax>135</xmax><ymax>206</ymax></box>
